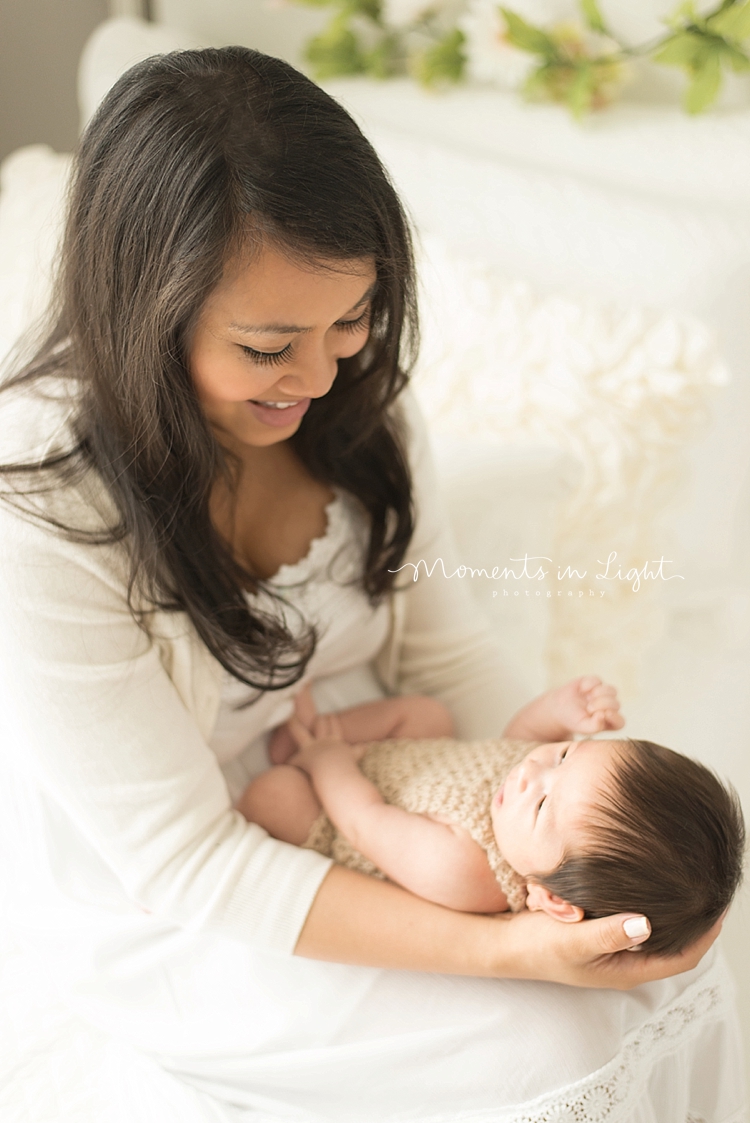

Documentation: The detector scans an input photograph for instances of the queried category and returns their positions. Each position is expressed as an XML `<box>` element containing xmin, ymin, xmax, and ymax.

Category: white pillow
<box><xmin>412</xmin><ymin>234</ymin><xmax>728</xmax><ymax>695</ymax></box>
<box><xmin>0</xmin><ymin>145</ymin><xmax>71</xmax><ymax>373</ymax></box>
<box><xmin>78</xmin><ymin>16</ymin><xmax>199</xmax><ymax>130</ymax></box>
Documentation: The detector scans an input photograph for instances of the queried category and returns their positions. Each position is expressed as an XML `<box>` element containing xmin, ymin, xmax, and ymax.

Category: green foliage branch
<box><xmin>293</xmin><ymin>0</ymin><xmax>750</xmax><ymax>116</ymax></box>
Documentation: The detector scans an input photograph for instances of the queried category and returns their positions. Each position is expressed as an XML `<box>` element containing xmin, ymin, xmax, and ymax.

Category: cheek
<box><xmin>191</xmin><ymin>346</ymin><xmax>263</xmax><ymax>405</ymax></box>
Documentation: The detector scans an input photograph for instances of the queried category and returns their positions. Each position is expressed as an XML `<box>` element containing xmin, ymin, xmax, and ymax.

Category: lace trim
<box><xmin>268</xmin><ymin>488</ymin><xmax>348</xmax><ymax>588</ymax></box>
<box><xmin>406</xmin><ymin>957</ymin><xmax>734</xmax><ymax>1123</ymax></box>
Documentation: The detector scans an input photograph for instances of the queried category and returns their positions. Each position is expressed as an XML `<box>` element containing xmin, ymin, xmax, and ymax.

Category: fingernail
<box><xmin>623</xmin><ymin>916</ymin><xmax>650</xmax><ymax>939</ymax></box>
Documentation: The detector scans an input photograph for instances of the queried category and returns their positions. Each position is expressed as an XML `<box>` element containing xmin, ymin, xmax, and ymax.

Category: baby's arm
<box><xmin>503</xmin><ymin>675</ymin><xmax>624</xmax><ymax>742</ymax></box>
<box><xmin>288</xmin><ymin>713</ymin><xmax>508</xmax><ymax>914</ymax></box>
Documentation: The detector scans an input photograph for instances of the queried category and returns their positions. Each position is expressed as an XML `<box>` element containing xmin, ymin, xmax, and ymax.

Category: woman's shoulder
<box><xmin>0</xmin><ymin>378</ymin><xmax>118</xmax><ymax>537</ymax></box>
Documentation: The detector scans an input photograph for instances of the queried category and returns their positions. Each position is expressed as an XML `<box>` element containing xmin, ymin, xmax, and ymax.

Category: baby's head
<box><xmin>491</xmin><ymin>738</ymin><xmax>745</xmax><ymax>954</ymax></box>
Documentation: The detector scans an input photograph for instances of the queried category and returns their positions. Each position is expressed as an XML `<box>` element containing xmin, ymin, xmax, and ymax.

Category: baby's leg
<box><xmin>236</xmin><ymin>766</ymin><xmax>321</xmax><ymax>845</ymax></box>
<box><xmin>308</xmin><ymin>694</ymin><xmax>454</xmax><ymax>743</ymax></box>
<box><xmin>269</xmin><ymin>690</ymin><xmax>455</xmax><ymax>765</ymax></box>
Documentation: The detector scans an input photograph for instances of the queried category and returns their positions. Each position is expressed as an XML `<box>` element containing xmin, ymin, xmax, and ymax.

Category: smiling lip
<box><xmin>246</xmin><ymin>397</ymin><xmax>311</xmax><ymax>428</ymax></box>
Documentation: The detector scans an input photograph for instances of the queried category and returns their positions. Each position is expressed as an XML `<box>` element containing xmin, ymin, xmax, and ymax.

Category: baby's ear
<box><xmin>525</xmin><ymin>881</ymin><xmax>584</xmax><ymax>923</ymax></box>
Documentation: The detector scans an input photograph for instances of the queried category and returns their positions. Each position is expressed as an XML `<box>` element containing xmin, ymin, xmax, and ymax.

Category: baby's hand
<box><xmin>549</xmin><ymin>675</ymin><xmax>624</xmax><ymax>735</ymax></box>
<box><xmin>267</xmin><ymin>683</ymin><xmax>320</xmax><ymax>765</ymax></box>
<box><xmin>287</xmin><ymin>712</ymin><xmax>364</xmax><ymax>775</ymax></box>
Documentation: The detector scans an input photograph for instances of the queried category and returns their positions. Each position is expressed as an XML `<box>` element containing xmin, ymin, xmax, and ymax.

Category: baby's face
<box><xmin>490</xmin><ymin>739</ymin><xmax>621</xmax><ymax>877</ymax></box>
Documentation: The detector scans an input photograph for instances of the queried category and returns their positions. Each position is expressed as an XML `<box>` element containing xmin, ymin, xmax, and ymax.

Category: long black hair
<box><xmin>0</xmin><ymin>47</ymin><xmax>418</xmax><ymax>691</ymax></box>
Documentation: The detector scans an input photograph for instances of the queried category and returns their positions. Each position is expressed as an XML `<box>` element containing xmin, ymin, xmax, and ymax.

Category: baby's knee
<box><xmin>237</xmin><ymin>766</ymin><xmax>320</xmax><ymax>845</ymax></box>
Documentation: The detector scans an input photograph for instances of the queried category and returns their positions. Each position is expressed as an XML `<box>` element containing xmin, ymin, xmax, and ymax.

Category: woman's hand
<box><xmin>491</xmin><ymin>907</ymin><xmax>723</xmax><ymax>990</ymax></box>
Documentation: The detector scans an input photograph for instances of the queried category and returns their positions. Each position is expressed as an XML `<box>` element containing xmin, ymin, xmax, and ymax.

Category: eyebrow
<box><xmin>228</xmin><ymin>281</ymin><xmax>377</xmax><ymax>337</ymax></box>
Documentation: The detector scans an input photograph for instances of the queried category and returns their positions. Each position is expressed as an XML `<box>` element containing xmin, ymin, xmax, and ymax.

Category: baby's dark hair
<box><xmin>537</xmin><ymin>740</ymin><xmax>745</xmax><ymax>955</ymax></box>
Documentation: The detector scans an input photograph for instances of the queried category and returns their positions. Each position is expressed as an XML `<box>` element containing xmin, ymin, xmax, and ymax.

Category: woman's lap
<box><xmin>45</xmin><ymin>911</ymin><xmax>738</xmax><ymax>1122</ymax></box>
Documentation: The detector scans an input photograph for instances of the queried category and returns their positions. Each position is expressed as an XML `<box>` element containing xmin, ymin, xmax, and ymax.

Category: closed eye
<box><xmin>241</xmin><ymin>342</ymin><xmax>294</xmax><ymax>367</ymax></box>
<box><xmin>536</xmin><ymin>796</ymin><xmax>546</xmax><ymax>816</ymax></box>
<box><xmin>335</xmin><ymin>307</ymin><xmax>371</xmax><ymax>333</ymax></box>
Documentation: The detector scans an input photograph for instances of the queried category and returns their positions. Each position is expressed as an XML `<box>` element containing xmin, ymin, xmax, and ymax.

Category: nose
<box><xmin>516</xmin><ymin>757</ymin><xmax>542</xmax><ymax>795</ymax></box>
<box><xmin>277</xmin><ymin>346</ymin><xmax>337</xmax><ymax>400</ymax></box>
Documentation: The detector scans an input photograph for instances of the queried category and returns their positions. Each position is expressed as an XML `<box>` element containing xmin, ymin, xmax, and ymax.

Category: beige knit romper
<box><xmin>302</xmin><ymin>737</ymin><xmax>532</xmax><ymax>912</ymax></box>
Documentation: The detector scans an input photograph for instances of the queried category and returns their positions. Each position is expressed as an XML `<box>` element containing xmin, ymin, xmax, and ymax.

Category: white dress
<box><xmin>0</xmin><ymin>389</ymin><xmax>745</xmax><ymax>1123</ymax></box>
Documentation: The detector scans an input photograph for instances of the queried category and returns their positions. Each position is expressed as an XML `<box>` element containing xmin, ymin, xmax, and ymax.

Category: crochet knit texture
<box><xmin>302</xmin><ymin>737</ymin><xmax>532</xmax><ymax>912</ymax></box>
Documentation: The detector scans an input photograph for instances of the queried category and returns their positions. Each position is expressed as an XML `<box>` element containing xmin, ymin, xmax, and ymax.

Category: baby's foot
<box><xmin>267</xmin><ymin>724</ymin><xmax>299</xmax><ymax>765</ymax></box>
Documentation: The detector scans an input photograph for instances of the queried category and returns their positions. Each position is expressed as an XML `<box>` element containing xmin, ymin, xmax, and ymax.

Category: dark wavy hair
<box><xmin>537</xmin><ymin>739</ymin><xmax>745</xmax><ymax>955</ymax></box>
<box><xmin>0</xmin><ymin>47</ymin><xmax>418</xmax><ymax>691</ymax></box>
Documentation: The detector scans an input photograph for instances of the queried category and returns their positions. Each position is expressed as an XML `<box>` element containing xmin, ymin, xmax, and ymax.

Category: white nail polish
<box><xmin>623</xmin><ymin>916</ymin><xmax>650</xmax><ymax>939</ymax></box>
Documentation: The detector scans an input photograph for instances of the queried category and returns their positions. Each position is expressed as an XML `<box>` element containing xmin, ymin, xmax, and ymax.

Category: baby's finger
<box><xmin>603</xmin><ymin>711</ymin><xmax>626</xmax><ymax>730</ymax></box>
<box><xmin>288</xmin><ymin>715</ymin><xmax>314</xmax><ymax>749</ymax></box>
<box><xmin>576</xmin><ymin>675</ymin><xmax>602</xmax><ymax>694</ymax></box>
<box><xmin>585</xmin><ymin>684</ymin><xmax>618</xmax><ymax>705</ymax></box>
<box><xmin>294</xmin><ymin>683</ymin><xmax>318</xmax><ymax>730</ymax></box>
<box><xmin>313</xmin><ymin>712</ymin><xmax>345</xmax><ymax>740</ymax></box>
<box><xmin>587</xmin><ymin>697</ymin><xmax>620</xmax><ymax>716</ymax></box>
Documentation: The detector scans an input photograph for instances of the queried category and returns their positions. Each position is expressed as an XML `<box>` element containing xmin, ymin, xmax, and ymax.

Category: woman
<box><xmin>0</xmin><ymin>46</ymin><xmax>721</xmax><ymax>1119</ymax></box>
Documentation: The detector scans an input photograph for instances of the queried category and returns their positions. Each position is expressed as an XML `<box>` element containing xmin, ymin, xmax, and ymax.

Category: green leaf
<box><xmin>305</xmin><ymin>16</ymin><xmax>366</xmax><ymax>78</ymax></box>
<box><xmin>522</xmin><ymin>62</ymin><xmax>555</xmax><ymax>100</ymax></box>
<box><xmin>652</xmin><ymin>30</ymin><xmax>704</xmax><ymax>67</ymax></box>
<box><xmin>707</xmin><ymin>0</ymin><xmax>750</xmax><ymax>41</ymax></box>
<box><xmin>723</xmin><ymin>41</ymin><xmax>750</xmax><ymax>69</ymax></box>
<box><xmin>567</xmin><ymin>62</ymin><xmax>595</xmax><ymax>117</ymax></box>
<box><xmin>413</xmin><ymin>28</ymin><xmax>466</xmax><ymax>86</ymax></box>
<box><xmin>579</xmin><ymin>0</ymin><xmax>607</xmax><ymax>34</ymax></box>
<box><xmin>685</xmin><ymin>44</ymin><xmax>723</xmax><ymax>111</ymax></box>
<box><xmin>363</xmin><ymin>33</ymin><xmax>400</xmax><ymax>78</ymax></box>
<box><xmin>666</xmin><ymin>1</ymin><xmax>699</xmax><ymax>26</ymax></box>
<box><xmin>500</xmin><ymin>8</ymin><xmax>559</xmax><ymax>57</ymax></box>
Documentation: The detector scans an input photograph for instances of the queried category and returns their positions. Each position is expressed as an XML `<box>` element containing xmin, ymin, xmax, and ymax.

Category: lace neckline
<box><xmin>266</xmin><ymin>487</ymin><xmax>347</xmax><ymax>587</ymax></box>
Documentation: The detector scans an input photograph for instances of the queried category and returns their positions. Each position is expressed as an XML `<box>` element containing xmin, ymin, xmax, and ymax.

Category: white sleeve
<box><xmin>0</xmin><ymin>502</ymin><xmax>332</xmax><ymax>953</ymax></box>
<box><xmin>387</xmin><ymin>389</ymin><xmax>532</xmax><ymax>737</ymax></box>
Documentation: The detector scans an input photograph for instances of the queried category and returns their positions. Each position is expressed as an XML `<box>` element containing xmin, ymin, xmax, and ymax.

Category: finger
<box><xmin>604</xmin><ymin>712</ymin><xmax>626</xmax><ymax>730</ymax></box>
<box><xmin>294</xmin><ymin>684</ymin><xmax>318</xmax><ymax>730</ymax></box>
<box><xmin>314</xmin><ymin>713</ymin><xmax>339</xmax><ymax>739</ymax></box>
<box><xmin>288</xmin><ymin>715</ymin><xmax>314</xmax><ymax>749</ymax></box>
<box><xmin>586</xmin><ymin>688</ymin><xmax>619</xmax><ymax>710</ymax></box>
<box><xmin>585</xmin><ymin>913</ymin><xmax>652</xmax><ymax>957</ymax></box>
<box><xmin>576</xmin><ymin>675</ymin><xmax>602</xmax><ymax>694</ymax></box>
<box><xmin>326</xmin><ymin>712</ymin><xmax>345</xmax><ymax>740</ymax></box>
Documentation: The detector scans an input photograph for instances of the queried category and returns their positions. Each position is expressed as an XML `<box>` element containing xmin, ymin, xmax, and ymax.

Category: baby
<box><xmin>238</xmin><ymin>677</ymin><xmax>745</xmax><ymax>955</ymax></box>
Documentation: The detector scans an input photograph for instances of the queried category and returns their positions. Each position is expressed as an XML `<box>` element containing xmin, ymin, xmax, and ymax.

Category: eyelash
<box><xmin>240</xmin><ymin>309</ymin><xmax>371</xmax><ymax>366</ymax></box>
<box><xmin>537</xmin><ymin>748</ymin><xmax>568</xmax><ymax>816</ymax></box>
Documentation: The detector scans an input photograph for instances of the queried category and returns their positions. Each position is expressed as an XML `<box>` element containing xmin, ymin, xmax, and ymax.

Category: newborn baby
<box><xmin>238</xmin><ymin>677</ymin><xmax>744</xmax><ymax>955</ymax></box>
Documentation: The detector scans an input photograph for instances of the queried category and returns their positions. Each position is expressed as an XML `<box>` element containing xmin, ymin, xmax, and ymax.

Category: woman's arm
<box><xmin>296</xmin><ymin>866</ymin><xmax>723</xmax><ymax>987</ymax></box>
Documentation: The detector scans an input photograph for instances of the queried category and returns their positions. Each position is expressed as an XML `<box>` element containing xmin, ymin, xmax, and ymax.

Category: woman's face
<box><xmin>189</xmin><ymin>242</ymin><xmax>377</xmax><ymax>451</ymax></box>
<box><xmin>490</xmin><ymin>739</ymin><xmax>621</xmax><ymax>876</ymax></box>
